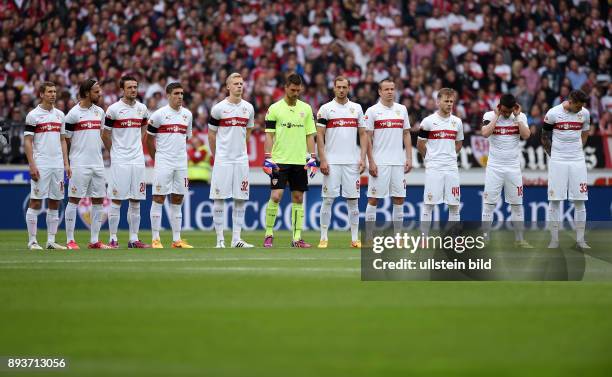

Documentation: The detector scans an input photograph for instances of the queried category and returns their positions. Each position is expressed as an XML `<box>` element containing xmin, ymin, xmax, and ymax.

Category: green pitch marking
<box><xmin>1</xmin><ymin>230</ymin><xmax>611</xmax><ymax>377</ymax></box>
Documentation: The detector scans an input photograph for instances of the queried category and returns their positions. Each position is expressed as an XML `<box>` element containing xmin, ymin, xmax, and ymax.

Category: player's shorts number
<box><xmin>184</xmin><ymin>178</ymin><xmax>189</xmax><ymax>188</ymax></box>
<box><xmin>579</xmin><ymin>183</ymin><xmax>588</xmax><ymax>193</ymax></box>
<box><xmin>451</xmin><ymin>186</ymin><xmax>460</xmax><ymax>197</ymax></box>
<box><xmin>241</xmin><ymin>180</ymin><xmax>248</xmax><ymax>192</ymax></box>
<box><xmin>517</xmin><ymin>185</ymin><xmax>523</xmax><ymax>197</ymax></box>
<box><xmin>139</xmin><ymin>182</ymin><xmax>145</xmax><ymax>193</ymax></box>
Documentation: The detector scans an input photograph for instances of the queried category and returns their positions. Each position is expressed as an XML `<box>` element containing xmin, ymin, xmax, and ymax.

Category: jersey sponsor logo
<box><xmin>34</xmin><ymin>122</ymin><xmax>62</xmax><ymax>133</ymax></box>
<box><xmin>374</xmin><ymin>119</ymin><xmax>403</xmax><ymax>129</ymax></box>
<box><xmin>158</xmin><ymin>124</ymin><xmax>188</xmax><ymax>134</ymax></box>
<box><xmin>219</xmin><ymin>117</ymin><xmax>249</xmax><ymax>127</ymax></box>
<box><xmin>281</xmin><ymin>122</ymin><xmax>304</xmax><ymax>129</ymax></box>
<box><xmin>74</xmin><ymin>120</ymin><xmax>102</xmax><ymax>131</ymax></box>
<box><xmin>554</xmin><ymin>121</ymin><xmax>583</xmax><ymax>131</ymax></box>
<box><xmin>428</xmin><ymin>130</ymin><xmax>458</xmax><ymax>139</ymax></box>
<box><xmin>113</xmin><ymin>118</ymin><xmax>144</xmax><ymax>128</ymax></box>
<box><xmin>493</xmin><ymin>126</ymin><xmax>519</xmax><ymax>135</ymax></box>
<box><xmin>326</xmin><ymin>118</ymin><xmax>358</xmax><ymax>128</ymax></box>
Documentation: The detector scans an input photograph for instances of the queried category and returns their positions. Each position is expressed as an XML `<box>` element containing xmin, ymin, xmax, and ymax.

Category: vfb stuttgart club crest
<box><xmin>78</xmin><ymin>197</ymin><xmax>111</xmax><ymax>229</ymax></box>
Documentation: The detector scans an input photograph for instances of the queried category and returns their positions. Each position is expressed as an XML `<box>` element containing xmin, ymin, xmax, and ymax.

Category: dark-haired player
<box><xmin>480</xmin><ymin>94</ymin><xmax>532</xmax><ymax>247</ymax></box>
<box><xmin>541</xmin><ymin>90</ymin><xmax>591</xmax><ymax>249</ymax></box>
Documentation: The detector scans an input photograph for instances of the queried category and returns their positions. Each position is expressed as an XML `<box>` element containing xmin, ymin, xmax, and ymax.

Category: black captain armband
<box><xmin>147</xmin><ymin>125</ymin><xmax>158</xmax><ymax>134</ymax></box>
<box><xmin>418</xmin><ymin>129</ymin><xmax>430</xmax><ymax>138</ymax></box>
<box><xmin>24</xmin><ymin>124</ymin><xmax>36</xmax><ymax>133</ymax></box>
<box><xmin>104</xmin><ymin>117</ymin><xmax>114</xmax><ymax>128</ymax></box>
<box><xmin>65</xmin><ymin>123</ymin><xmax>75</xmax><ymax>132</ymax></box>
<box><xmin>209</xmin><ymin>117</ymin><xmax>219</xmax><ymax>127</ymax></box>
<box><xmin>542</xmin><ymin>123</ymin><xmax>554</xmax><ymax>131</ymax></box>
<box><xmin>317</xmin><ymin>118</ymin><xmax>328</xmax><ymax>125</ymax></box>
<box><xmin>265</xmin><ymin>120</ymin><xmax>276</xmax><ymax>130</ymax></box>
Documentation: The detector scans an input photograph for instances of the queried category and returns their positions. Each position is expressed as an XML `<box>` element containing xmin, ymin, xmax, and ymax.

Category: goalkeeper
<box><xmin>262</xmin><ymin>73</ymin><xmax>317</xmax><ymax>248</ymax></box>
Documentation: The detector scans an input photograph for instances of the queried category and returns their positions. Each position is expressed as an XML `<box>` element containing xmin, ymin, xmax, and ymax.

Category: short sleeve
<box><xmin>247</xmin><ymin>104</ymin><xmax>255</xmax><ymax>129</ymax></box>
<box><xmin>581</xmin><ymin>110</ymin><xmax>590</xmax><ymax>131</ymax></box>
<box><xmin>264</xmin><ymin>105</ymin><xmax>276</xmax><ymax>133</ymax></box>
<box><xmin>104</xmin><ymin>106</ymin><xmax>115</xmax><ymax>130</ymax></box>
<box><xmin>357</xmin><ymin>106</ymin><xmax>366</xmax><ymax>128</ymax></box>
<box><xmin>543</xmin><ymin>109</ymin><xmax>556</xmax><ymax>125</ymax></box>
<box><xmin>64</xmin><ymin>110</ymin><xmax>76</xmax><ymax>138</ymax></box>
<box><xmin>316</xmin><ymin>105</ymin><xmax>327</xmax><ymax>128</ymax></box>
<box><xmin>57</xmin><ymin>111</ymin><xmax>66</xmax><ymax>136</ymax></box>
<box><xmin>482</xmin><ymin>111</ymin><xmax>495</xmax><ymax>125</ymax></box>
<box><xmin>455</xmin><ymin>118</ymin><xmax>464</xmax><ymax>141</ymax></box>
<box><xmin>516</xmin><ymin>113</ymin><xmax>528</xmax><ymax>126</ymax></box>
<box><xmin>364</xmin><ymin>108</ymin><xmax>375</xmax><ymax>131</ymax></box>
<box><xmin>402</xmin><ymin>106</ymin><xmax>410</xmax><ymax>130</ymax></box>
<box><xmin>146</xmin><ymin>110</ymin><xmax>160</xmax><ymax>136</ymax></box>
<box><xmin>419</xmin><ymin>117</ymin><xmax>431</xmax><ymax>132</ymax></box>
<box><xmin>24</xmin><ymin>112</ymin><xmax>36</xmax><ymax>136</ymax></box>
<box><xmin>305</xmin><ymin>106</ymin><xmax>316</xmax><ymax>135</ymax></box>
<box><xmin>208</xmin><ymin>104</ymin><xmax>220</xmax><ymax>131</ymax></box>
<box><xmin>140</xmin><ymin>105</ymin><xmax>150</xmax><ymax>127</ymax></box>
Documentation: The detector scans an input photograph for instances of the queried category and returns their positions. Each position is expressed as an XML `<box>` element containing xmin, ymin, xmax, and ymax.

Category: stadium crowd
<box><xmin>0</xmin><ymin>0</ymin><xmax>610</xmax><ymax>164</ymax></box>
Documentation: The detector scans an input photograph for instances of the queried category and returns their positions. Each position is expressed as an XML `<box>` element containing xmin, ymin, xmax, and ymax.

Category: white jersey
<box><xmin>147</xmin><ymin>105</ymin><xmax>193</xmax><ymax>169</ymax></box>
<box><xmin>544</xmin><ymin>104</ymin><xmax>590</xmax><ymax>162</ymax></box>
<box><xmin>64</xmin><ymin>103</ymin><xmax>105</xmax><ymax>168</ymax></box>
<box><xmin>419</xmin><ymin>112</ymin><xmax>463</xmax><ymax>171</ymax></box>
<box><xmin>24</xmin><ymin>105</ymin><xmax>65</xmax><ymax>169</ymax></box>
<box><xmin>482</xmin><ymin>110</ymin><xmax>527</xmax><ymax>169</ymax></box>
<box><xmin>364</xmin><ymin>101</ymin><xmax>410</xmax><ymax>166</ymax></box>
<box><xmin>316</xmin><ymin>99</ymin><xmax>365</xmax><ymax>164</ymax></box>
<box><xmin>208</xmin><ymin>99</ymin><xmax>254</xmax><ymax>164</ymax></box>
<box><xmin>104</xmin><ymin>99</ymin><xmax>149</xmax><ymax>165</ymax></box>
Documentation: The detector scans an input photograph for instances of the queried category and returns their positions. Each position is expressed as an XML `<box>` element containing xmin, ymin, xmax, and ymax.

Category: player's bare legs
<box><xmin>573</xmin><ymin>200</ymin><xmax>589</xmax><ymax>249</ymax></box>
<box><xmin>548</xmin><ymin>200</ymin><xmax>562</xmax><ymax>248</ymax></box>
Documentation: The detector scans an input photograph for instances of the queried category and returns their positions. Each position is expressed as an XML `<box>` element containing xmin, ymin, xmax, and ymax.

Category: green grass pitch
<box><xmin>1</xmin><ymin>230</ymin><xmax>612</xmax><ymax>376</ymax></box>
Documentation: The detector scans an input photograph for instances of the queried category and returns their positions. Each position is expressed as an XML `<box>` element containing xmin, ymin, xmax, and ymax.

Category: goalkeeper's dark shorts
<box><xmin>271</xmin><ymin>164</ymin><xmax>308</xmax><ymax>192</ymax></box>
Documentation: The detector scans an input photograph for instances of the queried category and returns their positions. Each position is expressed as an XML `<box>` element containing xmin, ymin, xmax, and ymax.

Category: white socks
<box><xmin>574</xmin><ymin>200</ymin><xmax>586</xmax><ymax>243</ymax></box>
<box><xmin>319</xmin><ymin>198</ymin><xmax>333</xmax><ymax>241</ymax></box>
<box><xmin>26</xmin><ymin>207</ymin><xmax>40</xmax><ymax>244</ymax></box>
<box><xmin>420</xmin><ymin>204</ymin><xmax>434</xmax><ymax>236</ymax></box>
<box><xmin>109</xmin><ymin>202</ymin><xmax>121</xmax><ymax>242</ymax></box>
<box><xmin>46</xmin><ymin>209</ymin><xmax>59</xmax><ymax>244</ymax></box>
<box><xmin>392</xmin><ymin>203</ymin><xmax>404</xmax><ymax>233</ymax></box>
<box><xmin>365</xmin><ymin>204</ymin><xmax>376</xmax><ymax>222</ymax></box>
<box><xmin>127</xmin><ymin>201</ymin><xmax>140</xmax><ymax>242</ymax></box>
<box><xmin>90</xmin><ymin>204</ymin><xmax>103</xmax><ymax>243</ymax></box>
<box><xmin>548</xmin><ymin>200</ymin><xmax>561</xmax><ymax>243</ymax></box>
<box><xmin>481</xmin><ymin>203</ymin><xmax>495</xmax><ymax>235</ymax></box>
<box><xmin>448</xmin><ymin>205</ymin><xmax>460</xmax><ymax>222</ymax></box>
<box><xmin>510</xmin><ymin>204</ymin><xmax>525</xmax><ymax>241</ymax></box>
<box><xmin>213</xmin><ymin>200</ymin><xmax>224</xmax><ymax>242</ymax></box>
<box><xmin>232</xmin><ymin>200</ymin><xmax>246</xmax><ymax>243</ymax></box>
<box><xmin>150</xmin><ymin>201</ymin><xmax>163</xmax><ymax>240</ymax></box>
<box><xmin>347</xmin><ymin>199</ymin><xmax>360</xmax><ymax>242</ymax></box>
<box><xmin>65</xmin><ymin>202</ymin><xmax>78</xmax><ymax>242</ymax></box>
<box><xmin>170</xmin><ymin>203</ymin><xmax>182</xmax><ymax>242</ymax></box>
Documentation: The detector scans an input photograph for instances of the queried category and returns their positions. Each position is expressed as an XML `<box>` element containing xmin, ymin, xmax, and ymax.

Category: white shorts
<box><xmin>367</xmin><ymin>165</ymin><xmax>406</xmax><ymax>198</ymax></box>
<box><xmin>153</xmin><ymin>167</ymin><xmax>188</xmax><ymax>196</ymax></box>
<box><xmin>68</xmin><ymin>166</ymin><xmax>106</xmax><ymax>198</ymax></box>
<box><xmin>30</xmin><ymin>168</ymin><xmax>64</xmax><ymax>200</ymax></box>
<box><xmin>548</xmin><ymin>159</ymin><xmax>588</xmax><ymax>201</ymax></box>
<box><xmin>108</xmin><ymin>164</ymin><xmax>146</xmax><ymax>200</ymax></box>
<box><xmin>322</xmin><ymin>164</ymin><xmax>361</xmax><ymax>198</ymax></box>
<box><xmin>423</xmin><ymin>169</ymin><xmax>460</xmax><ymax>205</ymax></box>
<box><xmin>483</xmin><ymin>166</ymin><xmax>523</xmax><ymax>204</ymax></box>
<box><xmin>210</xmin><ymin>163</ymin><xmax>249</xmax><ymax>200</ymax></box>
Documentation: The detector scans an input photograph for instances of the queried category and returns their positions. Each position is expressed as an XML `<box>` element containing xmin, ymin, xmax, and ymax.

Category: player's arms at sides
<box><xmin>144</xmin><ymin>131</ymin><xmax>156</xmax><ymax>162</ymax></box>
<box><xmin>416</xmin><ymin>130</ymin><xmax>427</xmax><ymax>158</ymax></box>
<box><xmin>101</xmin><ymin>117</ymin><xmax>113</xmax><ymax>152</ymax></box>
<box><xmin>581</xmin><ymin>130</ymin><xmax>589</xmax><ymax>146</ymax></box>
<box><xmin>366</xmin><ymin>130</ymin><xmax>377</xmax><ymax>177</ymax></box>
<box><xmin>541</xmin><ymin>122</ymin><xmax>553</xmax><ymax>156</ymax></box>
<box><xmin>358</xmin><ymin>127</ymin><xmax>367</xmax><ymax>174</ymax></box>
<box><xmin>403</xmin><ymin>128</ymin><xmax>413</xmax><ymax>173</ymax></box>
<box><xmin>455</xmin><ymin>139</ymin><xmax>462</xmax><ymax>154</ymax></box>
<box><xmin>316</xmin><ymin>126</ymin><xmax>329</xmax><ymax>175</ymax></box>
<box><xmin>61</xmin><ymin>135</ymin><xmax>72</xmax><ymax>179</ymax></box>
<box><xmin>24</xmin><ymin>135</ymin><xmax>39</xmax><ymax>181</ymax></box>
<box><xmin>208</xmin><ymin>129</ymin><xmax>217</xmax><ymax>157</ymax></box>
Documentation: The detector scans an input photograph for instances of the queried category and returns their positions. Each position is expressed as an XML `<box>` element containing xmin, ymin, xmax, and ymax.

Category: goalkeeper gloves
<box><xmin>304</xmin><ymin>153</ymin><xmax>319</xmax><ymax>178</ymax></box>
<box><xmin>262</xmin><ymin>153</ymin><xmax>279</xmax><ymax>177</ymax></box>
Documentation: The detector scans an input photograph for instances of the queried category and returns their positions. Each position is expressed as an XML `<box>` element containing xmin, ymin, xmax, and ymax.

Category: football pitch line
<box><xmin>0</xmin><ymin>255</ymin><xmax>360</xmax><ymax>264</ymax></box>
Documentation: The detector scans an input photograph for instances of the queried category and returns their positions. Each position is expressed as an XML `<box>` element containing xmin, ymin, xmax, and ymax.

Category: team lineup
<box><xmin>23</xmin><ymin>73</ymin><xmax>592</xmax><ymax>250</ymax></box>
